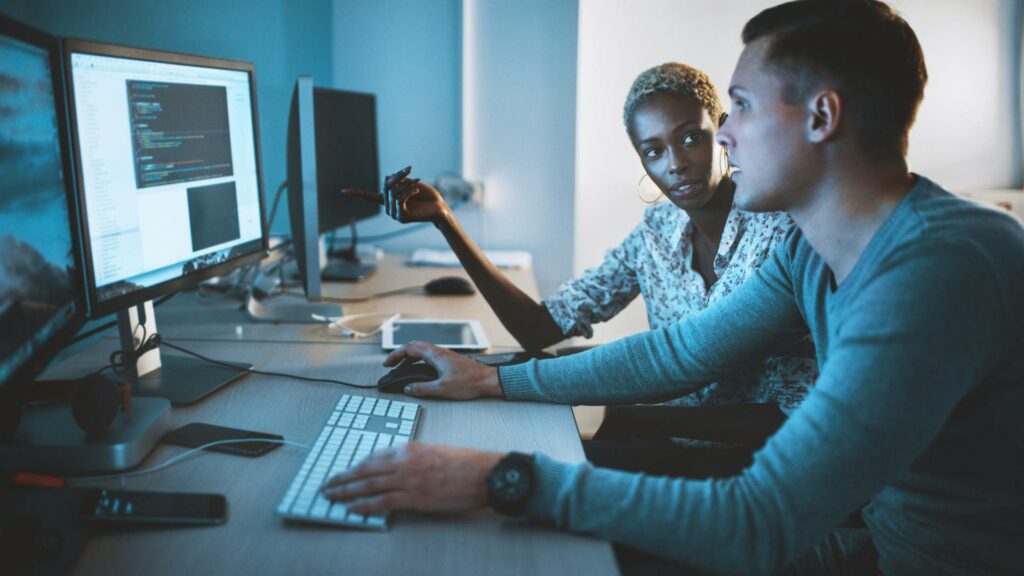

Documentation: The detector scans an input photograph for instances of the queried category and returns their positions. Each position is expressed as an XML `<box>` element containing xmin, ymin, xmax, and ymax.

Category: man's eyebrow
<box><xmin>728</xmin><ymin>86</ymin><xmax>746</xmax><ymax>97</ymax></box>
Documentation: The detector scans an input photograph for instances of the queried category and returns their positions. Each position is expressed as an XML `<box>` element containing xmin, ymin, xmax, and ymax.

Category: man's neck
<box><xmin>789</xmin><ymin>156</ymin><xmax>915</xmax><ymax>285</ymax></box>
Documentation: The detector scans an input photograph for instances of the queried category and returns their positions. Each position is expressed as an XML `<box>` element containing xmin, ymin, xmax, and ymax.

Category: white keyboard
<box><xmin>276</xmin><ymin>394</ymin><xmax>421</xmax><ymax>530</ymax></box>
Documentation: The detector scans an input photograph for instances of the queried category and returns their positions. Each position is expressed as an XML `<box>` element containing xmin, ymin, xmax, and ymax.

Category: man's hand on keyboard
<box><xmin>320</xmin><ymin>442</ymin><xmax>503</xmax><ymax>514</ymax></box>
<box><xmin>384</xmin><ymin>341</ymin><xmax>503</xmax><ymax>399</ymax></box>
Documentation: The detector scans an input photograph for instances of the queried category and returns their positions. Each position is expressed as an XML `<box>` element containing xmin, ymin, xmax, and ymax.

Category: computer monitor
<box><xmin>250</xmin><ymin>77</ymin><xmax>381</xmax><ymax>323</ymax></box>
<box><xmin>288</xmin><ymin>78</ymin><xmax>380</xmax><ymax>290</ymax></box>
<box><xmin>0</xmin><ymin>15</ymin><xmax>86</xmax><ymax>400</ymax></box>
<box><xmin>0</xmin><ymin>15</ymin><xmax>171</xmax><ymax>472</ymax></box>
<box><xmin>63</xmin><ymin>39</ymin><xmax>268</xmax><ymax>403</ymax></box>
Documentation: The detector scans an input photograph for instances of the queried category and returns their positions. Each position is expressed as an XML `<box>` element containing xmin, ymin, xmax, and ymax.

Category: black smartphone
<box><xmin>80</xmin><ymin>488</ymin><xmax>227</xmax><ymax>526</ymax></box>
<box><xmin>163</xmin><ymin>422</ymin><xmax>284</xmax><ymax>457</ymax></box>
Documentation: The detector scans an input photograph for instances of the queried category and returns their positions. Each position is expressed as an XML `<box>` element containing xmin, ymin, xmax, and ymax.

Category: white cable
<box><xmin>66</xmin><ymin>438</ymin><xmax>311</xmax><ymax>485</ymax></box>
<box><xmin>312</xmin><ymin>311</ymin><xmax>400</xmax><ymax>338</ymax></box>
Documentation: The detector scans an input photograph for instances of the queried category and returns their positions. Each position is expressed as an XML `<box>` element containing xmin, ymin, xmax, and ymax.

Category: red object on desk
<box><xmin>10</xmin><ymin>472</ymin><xmax>65</xmax><ymax>488</ymax></box>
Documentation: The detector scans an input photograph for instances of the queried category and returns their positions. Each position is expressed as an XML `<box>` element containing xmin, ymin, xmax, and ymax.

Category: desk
<box><xmin>50</xmin><ymin>255</ymin><xmax>618</xmax><ymax>575</ymax></box>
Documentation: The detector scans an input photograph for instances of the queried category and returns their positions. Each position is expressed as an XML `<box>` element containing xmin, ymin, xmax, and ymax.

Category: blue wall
<box><xmin>333</xmin><ymin>0</ymin><xmax>462</xmax><ymax>185</ymax></box>
<box><xmin>0</xmin><ymin>0</ymin><xmax>334</xmax><ymax>234</ymax></box>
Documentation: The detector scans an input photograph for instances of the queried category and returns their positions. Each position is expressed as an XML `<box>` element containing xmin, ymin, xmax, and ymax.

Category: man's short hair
<box><xmin>742</xmin><ymin>0</ymin><xmax>928</xmax><ymax>159</ymax></box>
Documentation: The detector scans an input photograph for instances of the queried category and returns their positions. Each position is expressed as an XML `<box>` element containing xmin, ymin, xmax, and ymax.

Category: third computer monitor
<box><xmin>287</xmin><ymin>77</ymin><xmax>380</xmax><ymax>297</ymax></box>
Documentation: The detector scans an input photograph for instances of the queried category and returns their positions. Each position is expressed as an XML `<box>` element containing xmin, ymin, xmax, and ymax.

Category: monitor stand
<box><xmin>117</xmin><ymin>302</ymin><xmax>251</xmax><ymax>405</ymax></box>
<box><xmin>0</xmin><ymin>396</ymin><xmax>171</xmax><ymax>473</ymax></box>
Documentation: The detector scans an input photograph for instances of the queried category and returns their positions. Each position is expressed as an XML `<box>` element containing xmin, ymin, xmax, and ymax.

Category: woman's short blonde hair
<box><xmin>623</xmin><ymin>62</ymin><xmax>724</xmax><ymax>133</ymax></box>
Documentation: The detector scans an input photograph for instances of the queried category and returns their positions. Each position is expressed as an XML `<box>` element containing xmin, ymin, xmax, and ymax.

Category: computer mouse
<box><xmin>377</xmin><ymin>361</ymin><xmax>439</xmax><ymax>393</ymax></box>
<box><xmin>424</xmin><ymin>276</ymin><xmax>475</xmax><ymax>296</ymax></box>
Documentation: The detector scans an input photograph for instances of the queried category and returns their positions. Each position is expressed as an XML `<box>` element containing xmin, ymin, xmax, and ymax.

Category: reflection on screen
<box><xmin>69</xmin><ymin>52</ymin><xmax>263</xmax><ymax>303</ymax></box>
<box><xmin>0</xmin><ymin>34</ymin><xmax>77</xmax><ymax>384</ymax></box>
<box><xmin>391</xmin><ymin>323</ymin><xmax>479</xmax><ymax>346</ymax></box>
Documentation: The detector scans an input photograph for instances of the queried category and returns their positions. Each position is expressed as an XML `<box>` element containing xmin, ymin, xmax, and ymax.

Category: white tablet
<box><xmin>382</xmin><ymin>319</ymin><xmax>490</xmax><ymax>351</ymax></box>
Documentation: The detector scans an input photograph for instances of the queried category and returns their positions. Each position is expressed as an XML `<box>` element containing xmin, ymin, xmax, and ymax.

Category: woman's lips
<box><xmin>669</xmin><ymin>180</ymin><xmax>703</xmax><ymax>199</ymax></box>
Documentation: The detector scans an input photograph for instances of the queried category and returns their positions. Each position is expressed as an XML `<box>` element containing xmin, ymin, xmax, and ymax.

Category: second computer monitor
<box><xmin>64</xmin><ymin>39</ymin><xmax>268</xmax><ymax>318</ymax></box>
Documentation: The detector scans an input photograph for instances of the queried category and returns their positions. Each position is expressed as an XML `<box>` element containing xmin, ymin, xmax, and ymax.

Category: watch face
<box><xmin>493</xmin><ymin>467</ymin><xmax>529</xmax><ymax>501</ymax></box>
<box><xmin>487</xmin><ymin>453</ymin><xmax>534</xmax><ymax>515</ymax></box>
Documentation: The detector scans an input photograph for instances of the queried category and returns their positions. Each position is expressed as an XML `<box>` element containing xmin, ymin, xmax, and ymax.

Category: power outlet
<box><xmin>436</xmin><ymin>175</ymin><xmax>485</xmax><ymax>207</ymax></box>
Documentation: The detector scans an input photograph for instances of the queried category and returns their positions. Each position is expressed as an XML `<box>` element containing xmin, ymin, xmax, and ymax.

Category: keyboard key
<box><xmin>401</xmin><ymin>405</ymin><xmax>417</xmax><ymax>420</ymax></box>
<box><xmin>373</xmin><ymin>400</ymin><xmax>389</xmax><ymax>416</ymax></box>
<box><xmin>359</xmin><ymin>398</ymin><xmax>376</xmax><ymax>414</ymax></box>
<box><xmin>335</xmin><ymin>395</ymin><xmax>351</xmax><ymax>410</ymax></box>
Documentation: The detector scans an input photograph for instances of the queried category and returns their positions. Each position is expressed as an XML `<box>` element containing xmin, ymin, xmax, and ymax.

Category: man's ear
<box><xmin>807</xmin><ymin>91</ymin><xmax>841</xmax><ymax>144</ymax></box>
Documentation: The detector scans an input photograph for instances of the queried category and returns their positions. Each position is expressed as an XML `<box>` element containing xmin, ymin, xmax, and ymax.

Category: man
<box><xmin>321</xmin><ymin>1</ymin><xmax>1024</xmax><ymax>574</ymax></box>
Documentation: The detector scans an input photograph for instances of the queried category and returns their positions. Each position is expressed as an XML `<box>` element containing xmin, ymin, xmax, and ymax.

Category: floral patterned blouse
<box><xmin>542</xmin><ymin>201</ymin><xmax>818</xmax><ymax>414</ymax></box>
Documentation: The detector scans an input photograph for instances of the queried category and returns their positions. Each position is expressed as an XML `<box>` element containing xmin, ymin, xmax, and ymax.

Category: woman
<box><xmin>350</xmin><ymin>63</ymin><xmax>816</xmax><ymax>474</ymax></box>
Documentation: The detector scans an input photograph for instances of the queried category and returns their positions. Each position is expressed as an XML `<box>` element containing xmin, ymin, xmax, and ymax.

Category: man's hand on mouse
<box><xmin>320</xmin><ymin>442</ymin><xmax>503</xmax><ymax>514</ymax></box>
<box><xmin>384</xmin><ymin>341</ymin><xmax>503</xmax><ymax>399</ymax></box>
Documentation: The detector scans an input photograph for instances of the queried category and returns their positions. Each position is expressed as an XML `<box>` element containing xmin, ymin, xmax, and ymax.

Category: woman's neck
<box><xmin>686</xmin><ymin>176</ymin><xmax>735</xmax><ymax>250</ymax></box>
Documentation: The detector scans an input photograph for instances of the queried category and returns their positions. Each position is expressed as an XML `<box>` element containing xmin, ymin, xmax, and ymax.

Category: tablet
<box><xmin>382</xmin><ymin>319</ymin><xmax>489</xmax><ymax>351</ymax></box>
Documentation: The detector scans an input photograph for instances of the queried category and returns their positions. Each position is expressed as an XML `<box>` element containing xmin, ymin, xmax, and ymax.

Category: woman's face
<box><xmin>629</xmin><ymin>93</ymin><xmax>726</xmax><ymax>211</ymax></box>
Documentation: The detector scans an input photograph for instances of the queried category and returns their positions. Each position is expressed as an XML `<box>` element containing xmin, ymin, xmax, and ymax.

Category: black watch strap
<box><xmin>486</xmin><ymin>451</ymin><xmax>535</xmax><ymax>516</ymax></box>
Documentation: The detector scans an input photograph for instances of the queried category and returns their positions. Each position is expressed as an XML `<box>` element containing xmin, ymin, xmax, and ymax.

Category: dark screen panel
<box><xmin>313</xmin><ymin>88</ymin><xmax>380</xmax><ymax>232</ymax></box>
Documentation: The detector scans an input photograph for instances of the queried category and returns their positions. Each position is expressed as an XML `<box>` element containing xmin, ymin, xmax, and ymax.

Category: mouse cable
<box><xmin>156</xmin><ymin>336</ymin><xmax>378</xmax><ymax>389</ymax></box>
<box><xmin>65</xmin><ymin>438</ymin><xmax>312</xmax><ymax>485</ymax></box>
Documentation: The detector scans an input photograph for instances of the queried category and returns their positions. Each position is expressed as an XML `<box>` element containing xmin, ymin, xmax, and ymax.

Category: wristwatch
<box><xmin>486</xmin><ymin>451</ymin><xmax>535</xmax><ymax>516</ymax></box>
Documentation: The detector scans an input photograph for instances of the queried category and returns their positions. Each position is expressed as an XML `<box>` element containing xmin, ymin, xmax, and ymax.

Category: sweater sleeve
<box><xmin>519</xmin><ymin>241</ymin><xmax>1004</xmax><ymax>575</ymax></box>
<box><xmin>501</xmin><ymin>237</ymin><xmax>810</xmax><ymax>404</ymax></box>
<box><xmin>541</xmin><ymin>215</ymin><xmax>647</xmax><ymax>339</ymax></box>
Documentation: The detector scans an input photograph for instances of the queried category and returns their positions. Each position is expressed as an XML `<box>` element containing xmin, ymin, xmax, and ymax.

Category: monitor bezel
<box><xmin>61</xmin><ymin>38</ymin><xmax>270</xmax><ymax>318</ymax></box>
<box><xmin>0</xmin><ymin>14</ymin><xmax>88</xmax><ymax>392</ymax></box>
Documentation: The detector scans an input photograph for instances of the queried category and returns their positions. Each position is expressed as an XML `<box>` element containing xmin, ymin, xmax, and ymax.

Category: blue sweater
<box><xmin>499</xmin><ymin>177</ymin><xmax>1024</xmax><ymax>575</ymax></box>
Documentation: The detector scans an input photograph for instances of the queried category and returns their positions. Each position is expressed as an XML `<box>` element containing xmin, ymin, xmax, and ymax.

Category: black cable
<box><xmin>267</xmin><ymin>180</ymin><xmax>288</xmax><ymax>231</ymax></box>
<box><xmin>156</xmin><ymin>336</ymin><xmax>376</xmax><ymax>389</ymax></box>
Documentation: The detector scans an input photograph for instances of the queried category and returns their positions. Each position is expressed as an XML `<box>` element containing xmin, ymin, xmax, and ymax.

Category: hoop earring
<box><xmin>636</xmin><ymin>174</ymin><xmax>662</xmax><ymax>204</ymax></box>
<box><xmin>719</xmin><ymin>148</ymin><xmax>730</xmax><ymax>178</ymax></box>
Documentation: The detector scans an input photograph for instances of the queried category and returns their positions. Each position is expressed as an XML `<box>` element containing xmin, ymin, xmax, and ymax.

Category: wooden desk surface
<box><xmin>60</xmin><ymin>255</ymin><xmax>618</xmax><ymax>576</ymax></box>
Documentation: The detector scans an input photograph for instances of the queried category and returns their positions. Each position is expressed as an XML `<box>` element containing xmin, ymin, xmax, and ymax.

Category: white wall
<box><xmin>574</xmin><ymin>0</ymin><xmax>1023</xmax><ymax>343</ymax></box>
<box><xmin>463</xmin><ymin>0</ymin><xmax>579</xmax><ymax>297</ymax></box>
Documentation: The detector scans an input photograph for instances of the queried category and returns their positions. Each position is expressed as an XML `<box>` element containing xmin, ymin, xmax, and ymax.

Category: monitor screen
<box><xmin>312</xmin><ymin>87</ymin><xmax>380</xmax><ymax>233</ymax></box>
<box><xmin>65</xmin><ymin>43</ymin><xmax>266</xmax><ymax>314</ymax></box>
<box><xmin>0</xmin><ymin>20</ymin><xmax>83</xmax><ymax>388</ymax></box>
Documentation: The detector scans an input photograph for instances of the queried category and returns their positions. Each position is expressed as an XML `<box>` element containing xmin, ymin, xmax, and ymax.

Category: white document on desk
<box><xmin>407</xmin><ymin>248</ymin><xmax>532</xmax><ymax>269</ymax></box>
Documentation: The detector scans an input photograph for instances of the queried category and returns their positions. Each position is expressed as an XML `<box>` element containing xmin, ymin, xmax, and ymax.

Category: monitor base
<box><xmin>322</xmin><ymin>258</ymin><xmax>377</xmax><ymax>282</ymax></box>
<box><xmin>0</xmin><ymin>397</ymin><xmax>171</xmax><ymax>473</ymax></box>
<box><xmin>246</xmin><ymin>291</ymin><xmax>343</xmax><ymax>323</ymax></box>
<box><xmin>133</xmin><ymin>354</ymin><xmax>251</xmax><ymax>406</ymax></box>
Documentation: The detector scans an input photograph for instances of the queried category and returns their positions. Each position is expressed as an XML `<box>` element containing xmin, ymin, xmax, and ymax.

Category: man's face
<box><xmin>716</xmin><ymin>39</ymin><xmax>817</xmax><ymax>213</ymax></box>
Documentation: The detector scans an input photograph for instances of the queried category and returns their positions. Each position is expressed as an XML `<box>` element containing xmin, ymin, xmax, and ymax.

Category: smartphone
<box><xmin>80</xmin><ymin>488</ymin><xmax>227</xmax><ymax>526</ymax></box>
<box><xmin>163</xmin><ymin>422</ymin><xmax>284</xmax><ymax>457</ymax></box>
